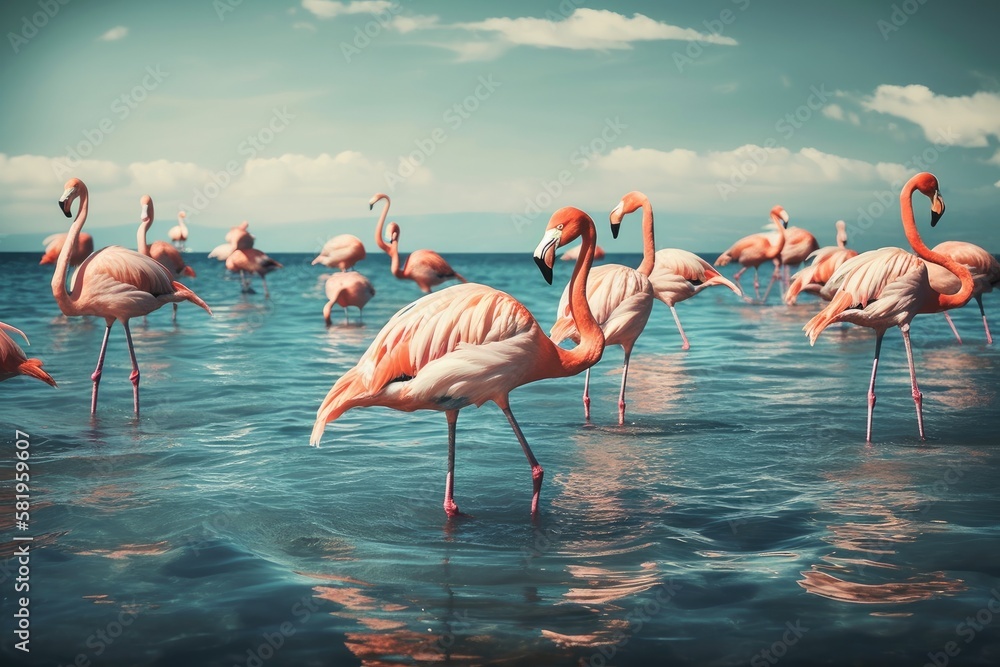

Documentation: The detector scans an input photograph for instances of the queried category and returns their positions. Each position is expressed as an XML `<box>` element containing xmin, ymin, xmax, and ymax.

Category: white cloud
<box><xmin>292</xmin><ymin>22</ymin><xmax>317</xmax><ymax>32</ymax></box>
<box><xmin>995</xmin><ymin>180</ymin><xmax>1000</xmax><ymax>188</ymax></box>
<box><xmin>822</xmin><ymin>104</ymin><xmax>845</xmax><ymax>121</ymax></box>
<box><xmin>595</xmin><ymin>145</ymin><xmax>907</xmax><ymax>188</ymax></box>
<box><xmin>301</xmin><ymin>0</ymin><xmax>393</xmax><ymax>19</ymax></box>
<box><xmin>823</xmin><ymin>104</ymin><xmax>861</xmax><ymax>126</ymax></box>
<box><xmin>456</xmin><ymin>9</ymin><xmax>737</xmax><ymax>50</ymax></box>
<box><xmin>98</xmin><ymin>26</ymin><xmax>128</xmax><ymax>42</ymax></box>
<box><xmin>861</xmin><ymin>84</ymin><xmax>1000</xmax><ymax>147</ymax></box>
<box><xmin>394</xmin><ymin>15</ymin><xmax>439</xmax><ymax>33</ymax></box>
<box><xmin>987</xmin><ymin>149</ymin><xmax>1000</xmax><ymax>166</ymax></box>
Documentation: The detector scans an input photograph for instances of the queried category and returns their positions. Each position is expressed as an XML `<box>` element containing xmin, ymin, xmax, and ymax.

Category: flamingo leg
<box><xmin>732</xmin><ymin>266</ymin><xmax>747</xmax><ymax>283</ymax></box>
<box><xmin>760</xmin><ymin>265</ymin><xmax>781</xmax><ymax>303</ymax></box>
<box><xmin>444</xmin><ymin>409</ymin><xmax>461</xmax><ymax>517</ymax></box>
<box><xmin>172</xmin><ymin>303</ymin><xmax>178</xmax><ymax>323</ymax></box>
<box><xmin>618</xmin><ymin>348</ymin><xmax>632</xmax><ymax>426</ymax></box>
<box><xmin>976</xmin><ymin>295</ymin><xmax>993</xmax><ymax>345</ymax></box>
<box><xmin>343</xmin><ymin>307</ymin><xmax>349</xmax><ymax>326</ymax></box>
<box><xmin>123</xmin><ymin>320</ymin><xmax>141</xmax><ymax>415</ymax></box>
<box><xmin>865</xmin><ymin>331</ymin><xmax>884</xmax><ymax>443</ymax></box>
<box><xmin>669</xmin><ymin>305</ymin><xmax>691</xmax><ymax>350</ymax></box>
<box><xmin>752</xmin><ymin>267</ymin><xmax>761</xmax><ymax>301</ymax></box>
<box><xmin>90</xmin><ymin>323</ymin><xmax>113</xmax><ymax>415</ymax></box>
<box><xmin>498</xmin><ymin>402</ymin><xmax>543</xmax><ymax>515</ymax></box>
<box><xmin>261</xmin><ymin>275</ymin><xmax>271</xmax><ymax>299</ymax></box>
<box><xmin>900</xmin><ymin>324</ymin><xmax>925</xmax><ymax>440</ymax></box>
<box><xmin>943</xmin><ymin>312</ymin><xmax>962</xmax><ymax>344</ymax></box>
<box><xmin>582</xmin><ymin>368</ymin><xmax>591</xmax><ymax>421</ymax></box>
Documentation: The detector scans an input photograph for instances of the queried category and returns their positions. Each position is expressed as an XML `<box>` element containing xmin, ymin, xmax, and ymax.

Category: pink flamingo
<box><xmin>313</xmin><ymin>234</ymin><xmax>366</xmax><ymax>271</ymax></box>
<box><xmin>40</xmin><ymin>232</ymin><xmax>93</xmax><ymax>266</ymax></box>
<box><xmin>0</xmin><ymin>322</ymin><xmax>57</xmax><ymax>387</ymax></box>
<box><xmin>370</xmin><ymin>193</ymin><xmax>466</xmax><ymax>293</ymax></box>
<box><xmin>226</xmin><ymin>248</ymin><xmax>283</xmax><ymax>297</ymax></box>
<box><xmin>561</xmin><ymin>244</ymin><xmax>605</xmax><ymax>261</ymax></box>
<box><xmin>136</xmin><ymin>195</ymin><xmax>197</xmax><ymax>322</ymax></box>
<box><xmin>322</xmin><ymin>272</ymin><xmax>375</xmax><ymax>325</ymax></box>
<box><xmin>311</xmin><ymin>207</ymin><xmax>605</xmax><ymax>516</ymax></box>
<box><xmin>52</xmin><ymin>178</ymin><xmax>212</xmax><ymax>414</ymax></box>
<box><xmin>769</xmin><ymin>225</ymin><xmax>819</xmax><ymax>297</ymax></box>
<box><xmin>926</xmin><ymin>241</ymin><xmax>1000</xmax><ymax>344</ymax></box>
<box><xmin>209</xmin><ymin>221</ymin><xmax>255</xmax><ymax>261</ymax></box>
<box><xmin>168</xmin><ymin>210</ymin><xmax>188</xmax><ymax>250</ymax></box>
<box><xmin>550</xmin><ymin>191</ymin><xmax>655</xmax><ymax>425</ymax></box>
<box><xmin>785</xmin><ymin>220</ymin><xmax>859</xmax><ymax>305</ymax></box>
<box><xmin>804</xmin><ymin>172</ymin><xmax>973</xmax><ymax>442</ymax></box>
<box><xmin>649</xmin><ymin>249</ymin><xmax>743</xmax><ymax>350</ymax></box>
<box><xmin>715</xmin><ymin>206</ymin><xmax>789</xmax><ymax>302</ymax></box>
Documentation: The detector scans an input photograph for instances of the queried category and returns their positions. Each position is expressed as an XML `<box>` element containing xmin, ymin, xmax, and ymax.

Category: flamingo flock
<box><xmin>2</xmin><ymin>171</ymin><xmax>995</xmax><ymax>515</ymax></box>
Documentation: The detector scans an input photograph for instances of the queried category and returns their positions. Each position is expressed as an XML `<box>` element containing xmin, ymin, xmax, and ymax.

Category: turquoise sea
<box><xmin>1</xmin><ymin>250</ymin><xmax>999</xmax><ymax>666</ymax></box>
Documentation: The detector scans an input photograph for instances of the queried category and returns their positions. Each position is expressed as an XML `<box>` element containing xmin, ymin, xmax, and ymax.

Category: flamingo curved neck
<box><xmin>178</xmin><ymin>217</ymin><xmax>188</xmax><ymax>233</ymax></box>
<box><xmin>52</xmin><ymin>190</ymin><xmax>89</xmax><ymax>312</ymax></box>
<box><xmin>636</xmin><ymin>198</ymin><xmax>656</xmax><ymax>276</ymax></box>
<box><xmin>373</xmin><ymin>199</ymin><xmax>391</xmax><ymax>253</ymax></box>
<box><xmin>900</xmin><ymin>183</ymin><xmax>974</xmax><ymax>312</ymax></box>
<box><xmin>388</xmin><ymin>241</ymin><xmax>405</xmax><ymax>278</ymax></box>
<box><xmin>768</xmin><ymin>214</ymin><xmax>786</xmax><ymax>259</ymax></box>
<box><xmin>556</xmin><ymin>223</ymin><xmax>604</xmax><ymax>377</ymax></box>
<box><xmin>137</xmin><ymin>221</ymin><xmax>152</xmax><ymax>256</ymax></box>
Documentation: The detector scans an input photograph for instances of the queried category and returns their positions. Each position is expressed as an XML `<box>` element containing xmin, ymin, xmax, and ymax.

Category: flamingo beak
<box><xmin>141</xmin><ymin>204</ymin><xmax>151</xmax><ymax>224</ymax></box>
<box><xmin>609</xmin><ymin>201</ymin><xmax>624</xmax><ymax>239</ymax></box>
<box><xmin>58</xmin><ymin>187</ymin><xmax>75</xmax><ymax>217</ymax></box>
<box><xmin>930</xmin><ymin>192</ymin><xmax>945</xmax><ymax>227</ymax></box>
<box><xmin>533</xmin><ymin>228</ymin><xmax>561</xmax><ymax>285</ymax></box>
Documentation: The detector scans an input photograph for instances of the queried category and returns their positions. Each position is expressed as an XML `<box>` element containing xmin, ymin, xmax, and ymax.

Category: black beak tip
<box><xmin>58</xmin><ymin>200</ymin><xmax>71</xmax><ymax>218</ymax></box>
<box><xmin>369</xmin><ymin>203</ymin><xmax>374</xmax><ymax>211</ymax></box>
<box><xmin>534</xmin><ymin>256</ymin><xmax>553</xmax><ymax>285</ymax></box>
<box><xmin>611</xmin><ymin>222</ymin><xmax>621</xmax><ymax>239</ymax></box>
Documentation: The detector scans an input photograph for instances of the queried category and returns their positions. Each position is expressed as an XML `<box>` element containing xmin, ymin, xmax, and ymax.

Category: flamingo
<box><xmin>370</xmin><ymin>193</ymin><xmax>466</xmax><ymax>292</ymax></box>
<box><xmin>648</xmin><ymin>249</ymin><xmax>743</xmax><ymax>350</ymax></box>
<box><xmin>311</xmin><ymin>207</ymin><xmax>605</xmax><ymax>517</ymax></box>
<box><xmin>40</xmin><ymin>232</ymin><xmax>93</xmax><ymax>266</ymax></box>
<box><xmin>52</xmin><ymin>178</ymin><xmax>212</xmax><ymax>415</ymax></box>
<box><xmin>785</xmin><ymin>220</ymin><xmax>859</xmax><ymax>305</ymax></box>
<box><xmin>313</xmin><ymin>234</ymin><xmax>366</xmax><ymax>271</ymax></box>
<box><xmin>926</xmin><ymin>241</ymin><xmax>1000</xmax><ymax>345</ymax></box>
<box><xmin>0</xmin><ymin>322</ymin><xmax>57</xmax><ymax>387</ymax></box>
<box><xmin>804</xmin><ymin>172</ymin><xmax>973</xmax><ymax>442</ymax></box>
<box><xmin>550</xmin><ymin>192</ymin><xmax>655</xmax><ymax>425</ymax></box>
<box><xmin>715</xmin><ymin>206</ymin><xmax>789</xmax><ymax>303</ymax></box>
<box><xmin>770</xmin><ymin>225</ymin><xmax>819</xmax><ymax>298</ymax></box>
<box><xmin>226</xmin><ymin>248</ymin><xmax>283</xmax><ymax>297</ymax></box>
<box><xmin>168</xmin><ymin>210</ymin><xmax>188</xmax><ymax>250</ymax></box>
<box><xmin>208</xmin><ymin>221</ymin><xmax>254</xmax><ymax>261</ymax></box>
<box><xmin>561</xmin><ymin>244</ymin><xmax>605</xmax><ymax>261</ymax></box>
<box><xmin>136</xmin><ymin>195</ymin><xmax>197</xmax><ymax>322</ymax></box>
<box><xmin>322</xmin><ymin>272</ymin><xmax>375</xmax><ymax>325</ymax></box>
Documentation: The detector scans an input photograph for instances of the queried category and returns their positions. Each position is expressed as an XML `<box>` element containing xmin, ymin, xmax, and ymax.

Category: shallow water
<box><xmin>1</xmin><ymin>250</ymin><xmax>999</xmax><ymax>666</ymax></box>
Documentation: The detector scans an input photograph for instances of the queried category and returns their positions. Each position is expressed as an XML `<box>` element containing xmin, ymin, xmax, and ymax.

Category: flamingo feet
<box><xmin>530</xmin><ymin>465</ymin><xmax>544</xmax><ymax>515</ymax></box>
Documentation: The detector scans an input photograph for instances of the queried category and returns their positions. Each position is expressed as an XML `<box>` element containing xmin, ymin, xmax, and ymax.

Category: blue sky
<box><xmin>1</xmin><ymin>0</ymin><xmax>998</xmax><ymax>253</ymax></box>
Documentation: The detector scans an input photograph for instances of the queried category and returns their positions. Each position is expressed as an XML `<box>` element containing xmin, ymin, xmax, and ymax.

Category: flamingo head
<box><xmin>58</xmin><ymin>178</ymin><xmax>85</xmax><ymax>218</ymax></box>
<box><xmin>178</xmin><ymin>210</ymin><xmax>186</xmax><ymax>220</ymax></box>
<box><xmin>770</xmin><ymin>205</ymin><xmax>789</xmax><ymax>228</ymax></box>
<box><xmin>369</xmin><ymin>192</ymin><xmax>389</xmax><ymax>210</ymax></box>
<box><xmin>917</xmin><ymin>173</ymin><xmax>945</xmax><ymax>227</ymax></box>
<box><xmin>609</xmin><ymin>191</ymin><xmax>648</xmax><ymax>239</ymax></box>
<box><xmin>835</xmin><ymin>220</ymin><xmax>847</xmax><ymax>246</ymax></box>
<box><xmin>386</xmin><ymin>222</ymin><xmax>400</xmax><ymax>243</ymax></box>
<box><xmin>140</xmin><ymin>195</ymin><xmax>154</xmax><ymax>224</ymax></box>
<box><xmin>534</xmin><ymin>207</ymin><xmax>594</xmax><ymax>284</ymax></box>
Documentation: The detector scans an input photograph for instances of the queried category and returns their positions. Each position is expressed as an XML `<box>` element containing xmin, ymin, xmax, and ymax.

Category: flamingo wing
<box><xmin>932</xmin><ymin>241</ymin><xmax>1000</xmax><ymax>289</ymax></box>
<box><xmin>73</xmin><ymin>246</ymin><xmax>177</xmax><ymax>297</ymax></box>
<box><xmin>650</xmin><ymin>248</ymin><xmax>742</xmax><ymax>305</ymax></box>
<box><xmin>805</xmin><ymin>247</ymin><xmax>926</xmax><ymax>342</ymax></box>
<box><xmin>550</xmin><ymin>264</ymin><xmax>652</xmax><ymax>347</ymax></box>
<box><xmin>405</xmin><ymin>249</ymin><xmax>461</xmax><ymax>281</ymax></box>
